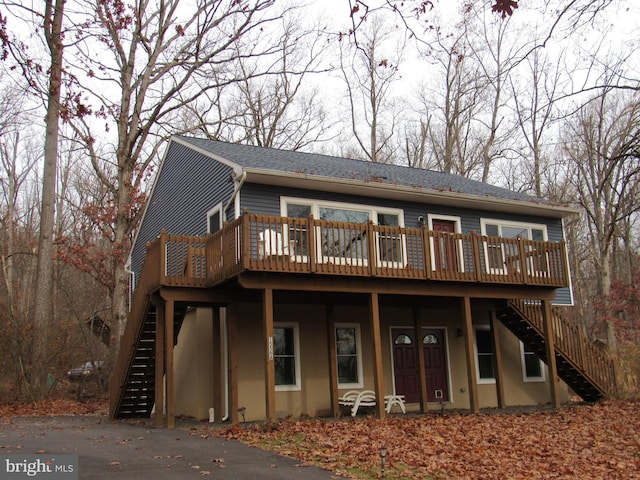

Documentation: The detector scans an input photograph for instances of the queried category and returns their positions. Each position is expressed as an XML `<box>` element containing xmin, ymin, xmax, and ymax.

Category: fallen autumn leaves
<box><xmin>208</xmin><ymin>400</ymin><xmax>640</xmax><ymax>479</ymax></box>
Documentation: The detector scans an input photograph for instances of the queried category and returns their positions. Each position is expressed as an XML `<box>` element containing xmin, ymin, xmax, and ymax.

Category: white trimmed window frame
<box><xmin>473</xmin><ymin>325</ymin><xmax>496</xmax><ymax>384</ymax></box>
<box><xmin>335</xmin><ymin>323</ymin><xmax>363</xmax><ymax>389</ymax></box>
<box><xmin>519</xmin><ymin>341</ymin><xmax>546</xmax><ymax>383</ymax></box>
<box><xmin>479</xmin><ymin>219</ymin><xmax>548</xmax><ymax>275</ymax></box>
<box><xmin>280</xmin><ymin>197</ymin><xmax>405</xmax><ymax>267</ymax></box>
<box><xmin>274</xmin><ymin>322</ymin><xmax>301</xmax><ymax>392</ymax></box>
<box><xmin>206</xmin><ymin>203</ymin><xmax>224</xmax><ymax>234</ymax></box>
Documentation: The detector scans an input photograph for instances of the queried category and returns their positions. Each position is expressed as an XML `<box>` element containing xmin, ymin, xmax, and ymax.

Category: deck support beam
<box><xmin>263</xmin><ymin>288</ymin><xmax>276</xmax><ymax>421</ymax></box>
<box><xmin>461</xmin><ymin>296</ymin><xmax>479</xmax><ymax>414</ymax></box>
<box><xmin>165</xmin><ymin>298</ymin><xmax>175</xmax><ymax>428</ymax></box>
<box><xmin>326</xmin><ymin>305</ymin><xmax>339</xmax><ymax>417</ymax></box>
<box><xmin>154</xmin><ymin>301</ymin><xmax>165</xmax><ymax>428</ymax></box>
<box><xmin>542</xmin><ymin>299</ymin><xmax>561</xmax><ymax>409</ymax></box>
<box><xmin>227</xmin><ymin>304</ymin><xmax>239</xmax><ymax>423</ymax></box>
<box><xmin>413</xmin><ymin>307</ymin><xmax>429</xmax><ymax>413</ymax></box>
<box><xmin>490</xmin><ymin>311</ymin><xmax>506</xmax><ymax>409</ymax></box>
<box><xmin>212</xmin><ymin>307</ymin><xmax>223</xmax><ymax>422</ymax></box>
<box><xmin>369</xmin><ymin>292</ymin><xmax>386</xmax><ymax>420</ymax></box>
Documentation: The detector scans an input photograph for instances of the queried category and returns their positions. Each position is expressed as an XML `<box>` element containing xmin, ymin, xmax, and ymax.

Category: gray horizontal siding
<box><xmin>131</xmin><ymin>142</ymin><xmax>235</xmax><ymax>278</ymax></box>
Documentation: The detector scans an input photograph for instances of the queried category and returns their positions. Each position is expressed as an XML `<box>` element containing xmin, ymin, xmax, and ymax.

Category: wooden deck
<box><xmin>145</xmin><ymin>214</ymin><xmax>570</xmax><ymax>290</ymax></box>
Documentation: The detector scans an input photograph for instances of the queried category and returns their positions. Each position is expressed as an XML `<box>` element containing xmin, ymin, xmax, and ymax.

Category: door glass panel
<box><xmin>394</xmin><ymin>334</ymin><xmax>412</xmax><ymax>345</ymax></box>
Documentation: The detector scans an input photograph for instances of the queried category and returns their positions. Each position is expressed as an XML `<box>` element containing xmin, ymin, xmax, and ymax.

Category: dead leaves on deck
<box><xmin>214</xmin><ymin>400</ymin><xmax>640</xmax><ymax>479</ymax></box>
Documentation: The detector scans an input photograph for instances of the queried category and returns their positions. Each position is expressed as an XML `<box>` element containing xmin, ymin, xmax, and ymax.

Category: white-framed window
<box><xmin>473</xmin><ymin>326</ymin><xmax>495</xmax><ymax>384</ymax></box>
<box><xmin>274</xmin><ymin>322</ymin><xmax>301</xmax><ymax>391</ymax></box>
<box><xmin>480</xmin><ymin>219</ymin><xmax>548</xmax><ymax>275</ymax></box>
<box><xmin>207</xmin><ymin>203</ymin><xmax>224</xmax><ymax>234</ymax></box>
<box><xmin>281</xmin><ymin>197</ymin><xmax>405</xmax><ymax>266</ymax></box>
<box><xmin>520</xmin><ymin>341</ymin><xmax>546</xmax><ymax>382</ymax></box>
<box><xmin>335</xmin><ymin>323</ymin><xmax>363</xmax><ymax>388</ymax></box>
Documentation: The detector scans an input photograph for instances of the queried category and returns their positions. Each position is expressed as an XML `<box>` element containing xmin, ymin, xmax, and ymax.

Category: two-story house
<box><xmin>109</xmin><ymin>136</ymin><xmax>615</xmax><ymax>427</ymax></box>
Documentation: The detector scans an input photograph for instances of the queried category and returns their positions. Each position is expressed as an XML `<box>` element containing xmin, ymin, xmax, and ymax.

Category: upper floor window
<box><xmin>281</xmin><ymin>197</ymin><xmax>403</xmax><ymax>266</ymax></box>
<box><xmin>480</xmin><ymin>219</ymin><xmax>548</xmax><ymax>274</ymax></box>
<box><xmin>207</xmin><ymin>204</ymin><xmax>223</xmax><ymax>234</ymax></box>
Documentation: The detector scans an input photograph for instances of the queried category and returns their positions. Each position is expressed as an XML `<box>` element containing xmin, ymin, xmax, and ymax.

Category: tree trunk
<box><xmin>31</xmin><ymin>0</ymin><xmax>64</xmax><ymax>400</ymax></box>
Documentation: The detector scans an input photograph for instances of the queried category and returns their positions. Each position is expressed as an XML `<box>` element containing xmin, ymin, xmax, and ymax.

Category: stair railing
<box><xmin>508</xmin><ymin>299</ymin><xmax>617</xmax><ymax>397</ymax></box>
<box><xmin>109</xmin><ymin>235</ymin><xmax>164</xmax><ymax>418</ymax></box>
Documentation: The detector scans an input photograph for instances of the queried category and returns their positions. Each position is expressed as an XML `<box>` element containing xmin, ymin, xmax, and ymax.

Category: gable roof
<box><xmin>172</xmin><ymin>135</ymin><xmax>577</xmax><ymax>218</ymax></box>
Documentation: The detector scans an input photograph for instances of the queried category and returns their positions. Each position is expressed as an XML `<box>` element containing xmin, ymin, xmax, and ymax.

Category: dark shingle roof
<box><xmin>176</xmin><ymin>136</ymin><xmax>544</xmax><ymax>204</ymax></box>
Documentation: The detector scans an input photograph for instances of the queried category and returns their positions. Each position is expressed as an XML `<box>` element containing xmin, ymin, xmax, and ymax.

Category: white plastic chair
<box><xmin>258</xmin><ymin>228</ymin><xmax>289</xmax><ymax>258</ymax></box>
<box><xmin>384</xmin><ymin>394</ymin><xmax>406</xmax><ymax>414</ymax></box>
<box><xmin>350</xmin><ymin>390</ymin><xmax>376</xmax><ymax>417</ymax></box>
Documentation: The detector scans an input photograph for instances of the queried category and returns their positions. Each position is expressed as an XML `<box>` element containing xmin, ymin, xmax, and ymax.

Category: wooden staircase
<box><xmin>498</xmin><ymin>299</ymin><xmax>616</xmax><ymax>402</ymax></box>
<box><xmin>113</xmin><ymin>305</ymin><xmax>157</xmax><ymax>418</ymax></box>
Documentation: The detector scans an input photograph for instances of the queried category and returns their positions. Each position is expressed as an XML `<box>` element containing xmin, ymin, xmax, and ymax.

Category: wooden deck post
<box><xmin>326</xmin><ymin>304</ymin><xmax>339</xmax><ymax>417</ymax></box>
<box><xmin>461</xmin><ymin>296</ymin><xmax>479</xmax><ymax>414</ymax></box>
<box><xmin>227</xmin><ymin>304</ymin><xmax>239</xmax><ymax>423</ymax></box>
<box><xmin>212</xmin><ymin>307</ymin><xmax>223</xmax><ymax>422</ymax></box>
<box><xmin>413</xmin><ymin>307</ymin><xmax>429</xmax><ymax>413</ymax></box>
<box><xmin>165</xmin><ymin>298</ymin><xmax>175</xmax><ymax>428</ymax></box>
<box><xmin>263</xmin><ymin>288</ymin><xmax>276</xmax><ymax>421</ymax></box>
<box><xmin>369</xmin><ymin>292</ymin><xmax>386</xmax><ymax>420</ymax></box>
<box><xmin>154</xmin><ymin>301</ymin><xmax>165</xmax><ymax>428</ymax></box>
<box><xmin>490</xmin><ymin>311</ymin><xmax>506</xmax><ymax>409</ymax></box>
<box><xmin>542</xmin><ymin>299</ymin><xmax>561</xmax><ymax>409</ymax></box>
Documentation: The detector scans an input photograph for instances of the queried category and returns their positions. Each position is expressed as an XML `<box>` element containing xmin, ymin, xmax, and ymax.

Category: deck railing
<box><xmin>109</xmin><ymin>237</ymin><xmax>163</xmax><ymax>418</ymax></box>
<box><xmin>140</xmin><ymin>214</ymin><xmax>569</xmax><ymax>289</ymax></box>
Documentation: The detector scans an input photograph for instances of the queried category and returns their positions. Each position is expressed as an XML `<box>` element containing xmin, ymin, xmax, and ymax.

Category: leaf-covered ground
<box><xmin>0</xmin><ymin>397</ymin><xmax>108</xmax><ymax>417</ymax></box>
<box><xmin>209</xmin><ymin>400</ymin><xmax>640</xmax><ymax>479</ymax></box>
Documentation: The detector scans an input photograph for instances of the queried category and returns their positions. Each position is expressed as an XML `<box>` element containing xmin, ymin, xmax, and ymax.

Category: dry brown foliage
<box><xmin>210</xmin><ymin>400</ymin><xmax>640</xmax><ymax>479</ymax></box>
<box><xmin>0</xmin><ymin>396</ymin><xmax>108</xmax><ymax>417</ymax></box>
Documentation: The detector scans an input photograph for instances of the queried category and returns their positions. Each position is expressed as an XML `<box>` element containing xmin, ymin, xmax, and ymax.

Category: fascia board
<box><xmin>172</xmin><ymin>136</ymin><xmax>244</xmax><ymax>176</ymax></box>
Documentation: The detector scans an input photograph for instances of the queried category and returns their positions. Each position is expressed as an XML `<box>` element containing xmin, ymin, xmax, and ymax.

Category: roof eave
<box><xmin>243</xmin><ymin>169</ymin><xmax>580</xmax><ymax>219</ymax></box>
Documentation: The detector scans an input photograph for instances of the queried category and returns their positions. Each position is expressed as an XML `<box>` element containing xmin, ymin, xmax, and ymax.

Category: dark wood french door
<box><xmin>422</xmin><ymin>329</ymin><xmax>449</xmax><ymax>402</ymax></box>
<box><xmin>392</xmin><ymin>328</ymin><xmax>449</xmax><ymax>403</ymax></box>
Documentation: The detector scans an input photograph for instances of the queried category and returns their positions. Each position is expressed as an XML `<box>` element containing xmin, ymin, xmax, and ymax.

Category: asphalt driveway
<box><xmin>0</xmin><ymin>415</ymin><xmax>341</xmax><ymax>479</ymax></box>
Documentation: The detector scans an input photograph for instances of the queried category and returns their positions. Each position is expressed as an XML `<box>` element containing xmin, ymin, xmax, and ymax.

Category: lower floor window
<box><xmin>520</xmin><ymin>341</ymin><xmax>545</xmax><ymax>381</ymax></box>
<box><xmin>274</xmin><ymin>323</ymin><xmax>300</xmax><ymax>390</ymax></box>
<box><xmin>474</xmin><ymin>327</ymin><xmax>495</xmax><ymax>383</ymax></box>
<box><xmin>336</xmin><ymin>324</ymin><xmax>362</xmax><ymax>387</ymax></box>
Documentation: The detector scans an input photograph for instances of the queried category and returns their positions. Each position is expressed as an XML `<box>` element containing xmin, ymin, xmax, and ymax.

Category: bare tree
<box><xmin>339</xmin><ymin>12</ymin><xmax>405</xmax><ymax>163</ymax></box>
<box><xmin>188</xmin><ymin>15</ymin><xmax>334</xmax><ymax>151</ymax></box>
<box><xmin>511</xmin><ymin>45</ymin><xmax>566</xmax><ymax>197</ymax></box>
<box><xmin>1</xmin><ymin>0</ymin><xmax>66</xmax><ymax>398</ymax></box>
<box><xmin>563</xmin><ymin>87</ymin><xmax>640</xmax><ymax>348</ymax></box>
<box><xmin>418</xmin><ymin>23</ymin><xmax>484</xmax><ymax>177</ymax></box>
<box><xmin>63</xmin><ymin>0</ymin><xmax>279</xmax><ymax>345</ymax></box>
<box><xmin>0</xmin><ymin>85</ymin><xmax>41</xmax><ymax>398</ymax></box>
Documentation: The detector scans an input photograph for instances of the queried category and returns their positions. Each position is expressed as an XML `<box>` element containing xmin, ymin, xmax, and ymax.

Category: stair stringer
<box><xmin>497</xmin><ymin>299</ymin><xmax>616</xmax><ymax>402</ymax></box>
